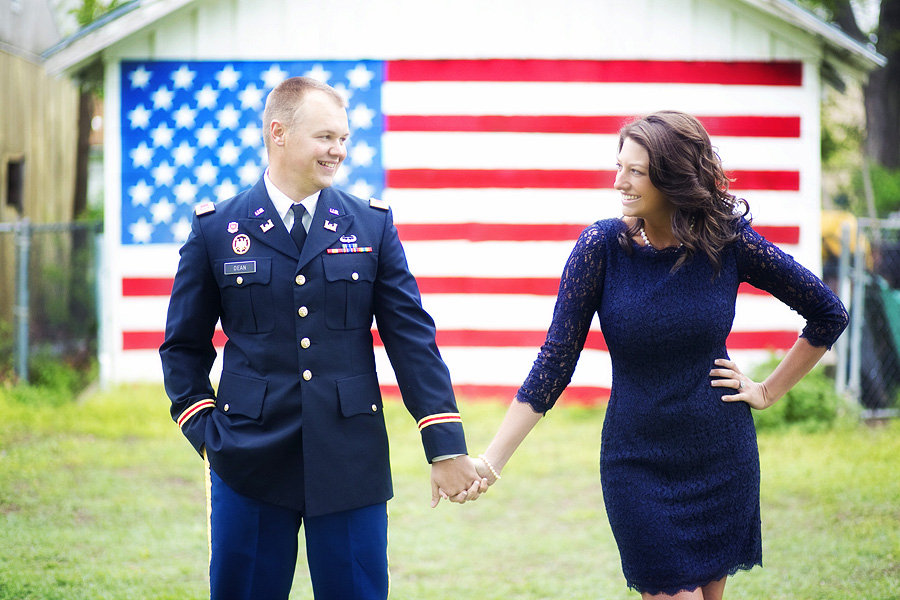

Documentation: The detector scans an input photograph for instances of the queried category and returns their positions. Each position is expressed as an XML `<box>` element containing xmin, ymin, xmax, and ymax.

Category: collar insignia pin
<box><xmin>324</xmin><ymin>220</ymin><xmax>338</xmax><ymax>232</ymax></box>
<box><xmin>254</xmin><ymin>207</ymin><xmax>265</xmax><ymax>216</ymax></box>
<box><xmin>329</xmin><ymin>207</ymin><xmax>339</xmax><ymax>215</ymax></box>
<box><xmin>260</xmin><ymin>219</ymin><xmax>274</xmax><ymax>233</ymax></box>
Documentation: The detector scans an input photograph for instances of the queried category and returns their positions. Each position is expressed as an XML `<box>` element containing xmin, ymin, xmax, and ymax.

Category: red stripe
<box><xmin>122</xmin><ymin>330</ymin><xmax>227</xmax><ymax>350</ymax></box>
<box><xmin>387</xmin><ymin>115</ymin><xmax>801</xmax><ymax>138</ymax></box>
<box><xmin>125</xmin><ymin>327</ymin><xmax>796</xmax><ymax>352</ymax></box>
<box><xmin>396</xmin><ymin>223</ymin><xmax>799</xmax><ymax>245</ymax></box>
<box><xmin>120</xmin><ymin>277</ymin><xmax>773</xmax><ymax>298</ymax></box>
<box><xmin>386</xmin><ymin>169</ymin><xmax>799</xmax><ymax>191</ymax></box>
<box><xmin>386</xmin><ymin>60</ymin><xmax>803</xmax><ymax>86</ymax></box>
<box><xmin>381</xmin><ymin>383</ymin><xmax>611</xmax><ymax>406</ymax></box>
<box><xmin>123</xmin><ymin>277</ymin><xmax>173</xmax><ymax>296</ymax></box>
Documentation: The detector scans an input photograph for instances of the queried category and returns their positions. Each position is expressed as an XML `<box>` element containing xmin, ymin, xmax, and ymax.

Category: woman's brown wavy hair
<box><xmin>615</xmin><ymin>110</ymin><xmax>749</xmax><ymax>275</ymax></box>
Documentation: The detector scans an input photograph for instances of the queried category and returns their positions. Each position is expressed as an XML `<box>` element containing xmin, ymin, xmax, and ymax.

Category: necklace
<box><xmin>639</xmin><ymin>227</ymin><xmax>682</xmax><ymax>250</ymax></box>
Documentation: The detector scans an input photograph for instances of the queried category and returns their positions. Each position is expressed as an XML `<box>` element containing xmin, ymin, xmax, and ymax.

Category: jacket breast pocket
<box><xmin>322</xmin><ymin>253</ymin><xmax>377</xmax><ymax>330</ymax></box>
<box><xmin>214</xmin><ymin>257</ymin><xmax>274</xmax><ymax>333</ymax></box>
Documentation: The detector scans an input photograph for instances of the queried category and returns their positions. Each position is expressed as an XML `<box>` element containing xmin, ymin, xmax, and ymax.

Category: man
<box><xmin>160</xmin><ymin>76</ymin><xmax>484</xmax><ymax>600</ymax></box>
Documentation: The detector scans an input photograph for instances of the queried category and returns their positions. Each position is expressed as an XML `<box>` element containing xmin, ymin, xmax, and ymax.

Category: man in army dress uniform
<box><xmin>160</xmin><ymin>76</ymin><xmax>485</xmax><ymax>600</ymax></box>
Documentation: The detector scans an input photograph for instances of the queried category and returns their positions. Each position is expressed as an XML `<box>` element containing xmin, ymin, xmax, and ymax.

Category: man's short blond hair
<box><xmin>262</xmin><ymin>77</ymin><xmax>346</xmax><ymax>151</ymax></box>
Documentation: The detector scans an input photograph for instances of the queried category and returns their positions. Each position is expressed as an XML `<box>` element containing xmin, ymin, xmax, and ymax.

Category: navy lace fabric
<box><xmin>517</xmin><ymin>218</ymin><xmax>848</xmax><ymax>594</ymax></box>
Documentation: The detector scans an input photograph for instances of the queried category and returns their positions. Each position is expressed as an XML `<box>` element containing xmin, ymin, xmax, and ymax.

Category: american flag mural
<box><xmin>116</xmin><ymin>59</ymin><xmax>810</xmax><ymax>402</ymax></box>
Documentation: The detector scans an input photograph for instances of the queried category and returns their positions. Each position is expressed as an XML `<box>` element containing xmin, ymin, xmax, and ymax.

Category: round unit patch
<box><xmin>232</xmin><ymin>234</ymin><xmax>251</xmax><ymax>255</ymax></box>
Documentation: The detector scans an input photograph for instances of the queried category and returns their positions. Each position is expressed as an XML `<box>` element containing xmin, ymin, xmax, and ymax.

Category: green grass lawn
<box><xmin>1</xmin><ymin>385</ymin><xmax>898</xmax><ymax>599</ymax></box>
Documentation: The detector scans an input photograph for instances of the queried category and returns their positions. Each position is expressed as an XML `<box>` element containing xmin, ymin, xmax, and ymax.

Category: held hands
<box><xmin>710</xmin><ymin>358</ymin><xmax>773</xmax><ymax>410</ymax></box>
<box><xmin>430</xmin><ymin>456</ymin><xmax>489</xmax><ymax>508</ymax></box>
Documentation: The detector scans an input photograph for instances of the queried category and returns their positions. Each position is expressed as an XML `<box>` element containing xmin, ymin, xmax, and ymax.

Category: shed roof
<box><xmin>43</xmin><ymin>0</ymin><xmax>885</xmax><ymax>77</ymax></box>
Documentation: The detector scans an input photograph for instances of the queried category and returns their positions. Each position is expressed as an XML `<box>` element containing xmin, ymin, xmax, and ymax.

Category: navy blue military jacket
<box><xmin>160</xmin><ymin>179</ymin><xmax>467</xmax><ymax>516</ymax></box>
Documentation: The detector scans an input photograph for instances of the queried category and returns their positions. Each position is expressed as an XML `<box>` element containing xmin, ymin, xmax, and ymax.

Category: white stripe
<box><xmin>382</xmin><ymin>82</ymin><xmax>806</xmax><ymax>117</ymax></box>
<box><xmin>420</xmin><ymin>293</ymin><xmax>803</xmax><ymax>332</ymax></box>
<box><xmin>387</xmin><ymin>189</ymin><xmax>806</xmax><ymax>227</ymax></box>
<box><xmin>382</xmin><ymin>132</ymin><xmax>804</xmax><ymax>171</ymax></box>
<box><xmin>120</xmin><ymin>243</ymin><xmax>182</xmax><ymax>277</ymax></box>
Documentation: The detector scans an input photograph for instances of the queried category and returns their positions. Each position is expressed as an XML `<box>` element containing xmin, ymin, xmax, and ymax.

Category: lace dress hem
<box><xmin>626</xmin><ymin>559</ymin><xmax>763</xmax><ymax>596</ymax></box>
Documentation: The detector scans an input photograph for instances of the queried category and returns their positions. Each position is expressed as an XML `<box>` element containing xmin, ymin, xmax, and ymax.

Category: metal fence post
<box><xmin>14</xmin><ymin>218</ymin><xmax>31</xmax><ymax>383</ymax></box>
<box><xmin>835</xmin><ymin>223</ymin><xmax>852</xmax><ymax>395</ymax></box>
<box><xmin>847</xmin><ymin>225</ymin><xmax>866</xmax><ymax>401</ymax></box>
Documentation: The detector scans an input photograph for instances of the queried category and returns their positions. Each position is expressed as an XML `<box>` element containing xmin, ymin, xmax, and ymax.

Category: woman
<box><xmin>471</xmin><ymin>111</ymin><xmax>848</xmax><ymax>599</ymax></box>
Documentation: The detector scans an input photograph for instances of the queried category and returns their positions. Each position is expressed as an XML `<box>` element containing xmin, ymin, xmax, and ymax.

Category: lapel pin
<box><xmin>324</xmin><ymin>220</ymin><xmax>338</xmax><ymax>232</ymax></box>
<box><xmin>329</xmin><ymin>207</ymin><xmax>339</xmax><ymax>215</ymax></box>
<box><xmin>254</xmin><ymin>207</ymin><xmax>265</xmax><ymax>216</ymax></box>
<box><xmin>227</xmin><ymin>222</ymin><xmax>239</xmax><ymax>233</ymax></box>
<box><xmin>260</xmin><ymin>219</ymin><xmax>274</xmax><ymax>233</ymax></box>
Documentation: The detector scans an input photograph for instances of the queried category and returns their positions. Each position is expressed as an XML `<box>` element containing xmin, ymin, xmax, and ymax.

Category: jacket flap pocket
<box><xmin>216</xmin><ymin>371</ymin><xmax>267</xmax><ymax>419</ymax></box>
<box><xmin>336</xmin><ymin>372</ymin><xmax>382</xmax><ymax>417</ymax></box>
<box><xmin>323</xmin><ymin>253</ymin><xmax>377</xmax><ymax>283</ymax></box>
<box><xmin>214</xmin><ymin>257</ymin><xmax>272</xmax><ymax>288</ymax></box>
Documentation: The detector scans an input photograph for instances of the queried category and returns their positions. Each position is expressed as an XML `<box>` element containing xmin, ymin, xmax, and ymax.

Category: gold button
<box><xmin>300</xmin><ymin>337</ymin><xmax>311</xmax><ymax>349</ymax></box>
<box><xmin>302</xmin><ymin>370</ymin><xmax>312</xmax><ymax>381</ymax></box>
<box><xmin>371</xmin><ymin>404</ymin><xmax>378</xmax><ymax>412</ymax></box>
<box><xmin>298</xmin><ymin>306</ymin><xmax>308</xmax><ymax>317</ymax></box>
<box><xmin>351</xmin><ymin>272</ymin><xmax>359</xmax><ymax>281</ymax></box>
<box><xmin>295</xmin><ymin>274</ymin><xmax>306</xmax><ymax>285</ymax></box>
<box><xmin>223</xmin><ymin>404</ymin><xmax>230</xmax><ymax>412</ymax></box>
<box><xmin>236</xmin><ymin>276</ymin><xmax>243</xmax><ymax>285</ymax></box>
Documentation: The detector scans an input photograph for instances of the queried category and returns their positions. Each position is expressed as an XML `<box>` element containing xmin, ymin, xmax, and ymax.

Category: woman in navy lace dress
<box><xmin>470</xmin><ymin>112</ymin><xmax>848</xmax><ymax>599</ymax></box>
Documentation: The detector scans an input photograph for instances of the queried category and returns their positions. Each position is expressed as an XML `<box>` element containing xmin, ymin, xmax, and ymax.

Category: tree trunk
<box><xmin>865</xmin><ymin>0</ymin><xmax>900</xmax><ymax>168</ymax></box>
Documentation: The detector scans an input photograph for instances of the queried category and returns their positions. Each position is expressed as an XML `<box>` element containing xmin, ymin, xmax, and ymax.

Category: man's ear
<box><xmin>270</xmin><ymin>120</ymin><xmax>286</xmax><ymax>146</ymax></box>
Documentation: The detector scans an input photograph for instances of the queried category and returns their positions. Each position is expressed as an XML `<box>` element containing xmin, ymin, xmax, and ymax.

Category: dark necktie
<box><xmin>290</xmin><ymin>203</ymin><xmax>308</xmax><ymax>252</ymax></box>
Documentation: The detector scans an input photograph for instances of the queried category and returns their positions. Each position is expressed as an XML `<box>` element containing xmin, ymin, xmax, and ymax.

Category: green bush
<box><xmin>751</xmin><ymin>358</ymin><xmax>844</xmax><ymax>432</ymax></box>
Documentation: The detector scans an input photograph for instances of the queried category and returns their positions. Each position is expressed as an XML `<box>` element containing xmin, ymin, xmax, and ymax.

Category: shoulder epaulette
<box><xmin>195</xmin><ymin>202</ymin><xmax>216</xmax><ymax>216</ymax></box>
<box><xmin>369</xmin><ymin>197</ymin><xmax>389</xmax><ymax>211</ymax></box>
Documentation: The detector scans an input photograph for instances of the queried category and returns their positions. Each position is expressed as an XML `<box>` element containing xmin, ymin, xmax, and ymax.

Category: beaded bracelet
<box><xmin>479</xmin><ymin>454</ymin><xmax>501</xmax><ymax>481</ymax></box>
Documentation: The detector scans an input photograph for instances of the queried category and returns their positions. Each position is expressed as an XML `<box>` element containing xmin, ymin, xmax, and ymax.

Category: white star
<box><xmin>171</xmin><ymin>65</ymin><xmax>197</xmax><ymax>89</ymax></box>
<box><xmin>150</xmin><ymin>122</ymin><xmax>175</xmax><ymax>148</ymax></box>
<box><xmin>216</xmin><ymin>65</ymin><xmax>241</xmax><ymax>90</ymax></box>
<box><xmin>130</xmin><ymin>142</ymin><xmax>154</xmax><ymax>168</ymax></box>
<box><xmin>261</xmin><ymin>64</ymin><xmax>289</xmax><ymax>89</ymax></box>
<box><xmin>129</xmin><ymin>180</ymin><xmax>154</xmax><ymax>206</ymax></box>
<box><xmin>216</xmin><ymin>179</ymin><xmax>239</xmax><ymax>200</ymax></box>
<box><xmin>173</xmin><ymin>141</ymin><xmax>197</xmax><ymax>167</ymax></box>
<box><xmin>150</xmin><ymin>197</ymin><xmax>176</xmax><ymax>224</ymax></box>
<box><xmin>258</xmin><ymin>146</ymin><xmax>268</xmax><ymax>164</ymax></box>
<box><xmin>152</xmin><ymin>161</ymin><xmax>176</xmax><ymax>186</ymax></box>
<box><xmin>348</xmin><ymin>103</ymin><xmax>376</xmax><ymax>130</ymax></box>
<box><xmin>304</xmin><ymin>64</ymin><xmax>331</xmax><ymax>83</ymax></box>
<box><xmin>173</xmin><ymin>179</ymin><xmax>199</xmax><ymax>204</ymax></box>
<box><xmin>346</xmin><ymin>64</ymin><xmax>375</xmax><ymax>90</ymax></box>
<box><xmin>194</xmin><ymin>160</ymin><xmax>219</xmax><ymax>186</ymax></box>
<box><xmin>195</xmin><ymin>84</ymin><xmax>219</xmax><ymax>109</ymax></box>
<box><xmin>151</xmin><ymin>86</ymin><xmax>174</xmax><ymax>111</ymax></box>
<box><xmin>216</xmin><ymin>104</ymin><xmax>241</xmax><ymax>130</ymax></box>
<box><xmin>128</xmin><ymin>217</ymin><xmax>154</xmax><ymax>243</ymax></box>
<box><xmin>239</xmin><ymin>84</ymin><xmax>265</xmax><ymax>110</ymax></box>
<box><xmin>171</xmin><ymin>217</ymin><xmax>193</xmax><ymax>243</ymax></box>
<box><xmin>128</xmin><ymin>104</ymin><xmax>152</xmax><ymax>129</ymax></box>
<box><xmin>349</xmin><ymin>140</ymin><xmax>377</xmax><ymax>167</ymax></box>
<box><xmin>238</xmin><ymin>123</ymin><xmax>262</xmax><ymax>148</ymax></box>
<box><xmin>348</xmin><ymin>179</ymin><xmax>375</xmax><ymax>199</ymax></box>
<box><xmin>217</xmin><ymin>140</ymin><xmax>240</xmax><ymax>166</ymax></box>
<box><xmin>129</xmin><ymin>66</ymin><xmax>151</xmax><ymax>89</ymax></box>
<box><xmin>332</xmin><ymin>83</ymin><xmax>351</xmax><ymax>104</ymax></box>
<box><xmin>173</xmin><ymin>104</ymin><xmax>197</xmax><ymax>129</ymax></box>
<box><xmin>196</xmin><ymin>123</ymin><xmax>219</xmax><ymax>147</ymax></box>
<box><xmin>238</xmin><ymin>162</ymin><xmax>262</xmax><ymax>186</ymax></box>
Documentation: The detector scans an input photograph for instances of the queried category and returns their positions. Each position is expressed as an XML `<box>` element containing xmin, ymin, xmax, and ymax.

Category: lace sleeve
<box><xmin>735</xmin><ymin>223</ymin><xmax>848</xmax><ymax>349</ymax></box>
<box><xmin>516</xmin><ymin>222</ymin><xmax>609</xmax><ymax>413</ymax></box>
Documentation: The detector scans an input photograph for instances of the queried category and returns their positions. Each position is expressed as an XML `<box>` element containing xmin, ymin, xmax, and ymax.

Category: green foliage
<box><xmin>854</xmin><ymin>163</ymin><xmax>900</xmax><ymax>217</ymax></box>
<box><xmin>752</xmin><ymin>358</ymin><xmax>846</xmax><ymax>431</ymax></box>
<box><xmin>69</xmin><ymin>0</ymin><xmax>126</xmax><ymax>28</ymax></box>
<box><xmin>0</xmin><ymin>319</ymin><xmax>14</xmax><ymax>380</ymax></box>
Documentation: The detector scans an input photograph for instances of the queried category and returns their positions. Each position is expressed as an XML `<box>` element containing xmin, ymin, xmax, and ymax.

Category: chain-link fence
<box><xmin>834</xmin><ymin>217</ymin><xmax>900</xmax><ymax>418</ymax></box>
<box><xmin>0</xmin><ymin>219</ymin><xmax>103</xmax><ymax>384</ymax></box>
